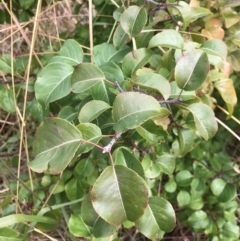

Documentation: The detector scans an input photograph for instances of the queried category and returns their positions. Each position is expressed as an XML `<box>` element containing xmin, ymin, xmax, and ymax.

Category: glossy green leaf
<box><xmin>133</xmin><ymin>73</ymin><xmax>171</xmax><ymax>100</ymax></box>
<box><xmin>35</xmin><ymin>62</ymin><xmax>73</xmax><ymax>107</ymax></box>
<box><xmin>99</xmin><ymin>62</ymin><xmax>124</xmax><ymax>83</ymax></box>
<box><xmin>200</xmin><ymin>39</ymin><xmax>228</xmax><ymax>59</ymax></box>
<box><xmin>148</xmin><ymin>29</ymin><xmax>184</xmax><ymax>49</ymax></box>
<box><xmin>222</xmin><ymin>222</ymin><xmax>240</xmax><ymax>239</ymax></box>
<box><xmin>50</xmin><ymin>39</ymin><xmax>83</xmax><ymax>65</ymax></box>
<box><xmin>190</xmin><ymin>7</ymin><xmax>212</xmax><ymax>22</ymax></box>
<box><xmin>214</xmin><ymin>79</ymin><xmax>237</xmax><ymax>116</ymax></box>
<box><xmin>113</xmin><ymin>24</ymin><xmax>128</xmax><ymax>49</ymax></box>
<box><xmin>184</xmin><ymin>103</ymin><xmax>218</xmax><ymax>140</ymax></box>
<box><xmin>29</xmin><ymin>118</ymin><xmax>82</xmax><ymax>174</ymax></box>
<box><xmin>93</xmin><ymin>43</ymin><xmax>131</xmax><ymax>66</ymax></box>
<box><xmin>91</xmin><ymin>165</ymin><xmax>148</xmax><ymax>226</ymax></box>
<box><xmin>177</xmin><ymin>190</ymin><xmax>191</xmax><ymax>207</ymax></box>
<box><xmin>120</xmin><ymin>6</ymin><xmax>147</xmax><ymax>38</ymax></box>
<box><xmin>112</xmin><ymin>92</ymin><xmax>162</xmax><ymax>133</ymax></box>
<box><xmin>175</xmin><ymin>50</ymin><xmax>209</xmax><ymax>91</ymax></box>
<box><xmin>0</xmin><ymin>227</ymin><xmax>23</xmax><ymax>241</ymax></box>
<box><xmin>79</xmin><ymin>100</ymin><xmax>111</xmax><ymax>123</ymax></box>
<box><xmin>164</xmin><ymin>178</ymin><xmax>177</xmax><ymax>193</ymax></box>
<box><xmin>65</xmin><ymin>178</ymin><xmax>85</xmax><ymax>200</ymax></box>
<box><xmin>135</xmin><ymin>197</ymin><xmax>175</xmax><ymax>239</ymax></box>
<box><xmin>76</xmin><ymin>123</ymin><xmax>102</xmax><ymax>154</ymax></box>
<box><xmin>218</xmin><ymin>183</ymin><xmax>236</xmax><ymax>203</ymax></box>
<box><xmin>0</xmin><ymin>87</ymin><xmax>15</xmax><ymax>113</ymax></box>
<box><xmin>188</xmin><ymin>211</ymin><xmax>209</xmax><ymax>230</ymax></box>
<box><xmin>58</xmin><ymin>106</ymin><xmax>77</xmax><ymax>121</ymax></box>
<box><xmin>81</xmin><ymin>194</ymin><xmax>119</xmax><ymax>238</ymax></box>
<box><xmin>122</xmin><ymin>48</ymin><xmax>153</xmax><ymax>77</ymax></box>
<box><xmin>71</xmin><ymin>63</ymin><xmax>105</xmax><ymax>93</ymax></box>
<box><xmin>145</xmin><ymin>162</ymin><xmax>161</xmax><ymax>179</ymax></box>
<box><xmin>113</xmin><ymin>147</ymin><xmax>144</xmax><ymax>178</ymax></box>
<box><xmin>176</xmin><ymin>170</ymin><xmax>193</xmax><ymax>187</ymax></box>
<box><xmin>68</xmin><ymin>214</ymin><xmax>91</xmax><ymax>237</ymax></box>
<box><xmin>210</xmin><ymin>178</ymin><xmax>226</xmax><ymax>196</ymax></box>
<box><xmin>156</xmin><ymin>154</ymin><xmax>175</xmax><ymax>176</ymax></box>
<box><xmin>178</xmin><ymin>128</ymin><xmax>195</xmax><ymax>155</ymax></box>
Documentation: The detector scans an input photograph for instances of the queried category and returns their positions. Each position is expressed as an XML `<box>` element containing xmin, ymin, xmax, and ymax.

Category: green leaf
<box><xmin>91</xmin><ymin>165</ymin><xmax>148</xmax><ymax>226</ymax></box>
<box><xmin>81</xmin><ymin>194</ymin><xmax>119</xmax><ymax>238</ymax></box>
<box><xmin>175</xmin><ymin>50</ymin><xmax>209</xmax><ymax>91</ymax></box>
<box><xmin>90</xmin><ymin>80</ymin><xmax>110</xmax><ymax>104</ymax></box>
<box><xmin>222</xmin><ymin>222</ymin><xmax>240</xmax><ymax>239</ymax></box>
<box><xmin>0</xmin><ymin>58</ymin><xmax>11</xmax><ymax>73</ymax></box>
<box><xmin>74</xmin><ymin>158</ymin><xmax>94</xmax><ymax>179</ymax></box>
<box><xmin>113</xmin><ymin>24</ymin><xmax>128</xmax><ymax>49</ymax></box>
<box><xmin>148</xmin><ymin>29</ymin><xmax>184</xmax><ymax>49</ymax></box>
<box><xmin>133</xmin><ymin>73</ymin><xmax>171</xmax><ymax>100</ymax></box>
<box><xmin>113</xmin><ymin>147</ymin><xmax>145</xmax><ymax>178</ymax></box>
<box><xmin>58</xmin><ymin>106</ymin><xmax>77</xmax><ymax>121</ymax></box>
<box><xmin>29</xmin><ymin>118</ymin><xmax>82</xmax><ymax>174</ymax></box>
<box><xmin>0</xmin><ymin>214</ymin><xmax>57</xmax><ymax>228</ymax></box>
<box><xmin>35</xmin><ymin>62</ymin><xmax>73</xmax><ymax>107</ymax></box>
<box><xmin>71</xmin><ymin>63</ymin><xmax>105</xmax><ymax>93</ymax></box>
<box><xmin>156</xmin><ymin>154</ymin><xmax>175</xmax><ymax>176</ymax></box>
<box><xmin>200</xmin><ymin>39</ymin><xmax>228</xmax><ymax>59</ymax></box>
<box><xmin>164</xmin><ymin>178</ymin><xmax>177</xmax><ymax>193</ymax></box>
<box><xmin>227</xmin><ymin>49</ymin><xmax>240</xmax><ymax>71</ymax></box>
<box><xmin>122</xmin><ymin>48</ymin><xmax>153</xmax><ymax>77</ymax></box>
<box><xmin>178</xmin><ymin>128</ymin><xmax>195</xmax><ymax>155</ymax></box>
<box><xmin>79</xmin><ymin>100</ymin><xmax>111</xmax><ymax>123</ymax></box>
<box><xmin>224</xmin><ymin>0</ymin><xmax>240</xmax><ymax>7</ymax></box>
<box><xmin>190</xmin><ymin>7</ymin><xmax>212</xmax><ymax>22</ymax></box>
<box><xmin>68</xmin><ymin>214</ymin><xmax>91</xmax><ymax>237</ymax></box>
<box><xmin>210</xmin><ymin>178</ymin><xmax>226</xmax><ymax>196</ymax></box>
<box><xmin>0</xmin><ymin>227</ymin><xmax>23</xmax><ymax>241</ymax></box>
<box><xmin>188</xmin><ymin>211</ymin><xmax>209</xmax><ymax>230</ymax></box>
<box><xmin>50</xmin><ymin>39</ymin><xmax>83</xmax><ymax>65</ymax></box>
<box><xmin>0</xmin><ymin>87</ymin><xmax>15</xmax><ymax>113</ymax></box>
<box><xmin>76</xmin><ymin>123</ymin><xmax>102</xmax><ymax>154</ymax></box>
<box><xmin>214</xmin><ymin>79</ymin><xmax>237</xmax><ymax>116</ymax></box>
<box><xmin>176</xmin><ymin>170</ymin><xmax>193</xmax><ymax>187</ymax></box>
<box><xmin>177</xmin><ymin>190</ymin><xmax>191</xmax><ymax>207</ymax></box>
<box><xmin>120</xmin><ymin>5</ymin><xmax>147</xmax><ymax>38</ymax></box>
<box><xmin>218</xmin><ymin>183</ymin><xmax>236</xmax><ymax>203</ymax></box>
<box><xmin>136</xmin><ymin>29</ymin><xmax>154</xmax><ymax>48</ymax></box>
<box><xmin>65</xmin><ymin>178</ymin><xmax>85</xmax><ymax>201</ymax></box>
<box><xmin>112</xmin><ymin>92</ymin><xmax>162</xmax><ymax>133</ymax></box>
<box><xmin>19</xmin><ymin>0</ymin><xmax>34</xmax><ymax>9</ymax></box>
<box><xmin>135</xmin><ymin>197</ymin><xmax>175</xmax><ymax>239</ymax></box>
<box><xmin>99</xmin><ymin>62</ymin><xmax>124</xmax><ymax>83</ymax></box>
<box><xmin>184</xmin><ymin>103</ymin><xmax>218</xmax><ymax>140</ymax></box>
<box><xmin>93</xmin><ymin>43</ymin><xmax>131</xmax><ymax>66</ymax></box>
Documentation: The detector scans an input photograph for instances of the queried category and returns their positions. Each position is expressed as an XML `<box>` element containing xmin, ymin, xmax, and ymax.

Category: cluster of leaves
<box><xmin>0</xmin><ymin>0</ymin><xmax>239</xmax><ymax>240</ymax></box>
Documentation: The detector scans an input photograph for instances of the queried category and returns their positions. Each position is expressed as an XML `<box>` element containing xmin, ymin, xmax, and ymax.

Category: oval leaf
<box><xmin>120</xmin><ymin>6</ymin><xmax>147</xmax><ymax>38</ymax></box>
<box><xmin>90</xmin><ymin>165</ymin><xmax>148</xmax><ymax>226</ymax></box>
<box><xmin>148</xmin><ymin>29</ymin><xmax>184</xmax><ymax>49</ymax></box>
<box><xmin>29</xmin><ymin>118</ymin><xmax>82</xmax><ymax>174</ymax></box>
<box><xmin>156</xmin><ymin>154</ymin><xmax>175</xmax><ymax>176</ymax></box>
<box><xmin>68</xmin><ymin>214</ymin><xmax>91</xmax><ymax>237</ymax></box>
<box><xmin>113</xmin><ymin>24</ymin><xmax>129</xmax><ymax>49</ymax></box>
<box><xmin>178</xmin><ymin>128</ymin><xmax>195</xmax><ymax>155</ymax></box>
<box><xmin>175</xmin><ymin>50</ymin><xmax>209</xmax><ymax>91</ymax></box>
<box><xmin>79</xmin><ymin>100</ymin><xmax>111</xmax><ymax>123</ymax></box>
<box><xmin>112</xmin><ymin>92</ymin><xmax>162</xmax><ymax>133</ymax></box>
<box><xmin>35</xmin><ymin>62</ymin><xmax>73</xmax><ymax>107</ymax></box>
<box><xmin>71</xmin><ymin>63</ymin><xmax>105</xmax><ymax>93</ymax></box>
<box><xmin>0</xmin><ymin>87</ymin><xmax>15</xmax><ymax>113</ymax></box>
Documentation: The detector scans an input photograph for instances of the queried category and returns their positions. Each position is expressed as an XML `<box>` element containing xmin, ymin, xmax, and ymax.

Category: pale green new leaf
<box><xmin>178</xmin><ymin>128</ymin><xmax>195</xmax><ymax>155</ymax></box>
<box><xmin>35</xmin><ymin>62</ymin><xmax>73</xmax><ymax>107</ymax></box>
<box><xmin>91</xmin><ymin>165</ymin><xmax>148</xmax><ymax>226</ymax></box>
<box><xmin>156</xmin><ymin>154</ymin><xmax>175</xmax><ymax>176</ymax></box>
<box><xmin>29</xmin><ymin>118</ymin><xmax>82</xmax><ymax>174</ymax></box>
<box><xmin>68</xmin><ymin>214</ymin><xmax>91</xmax><ymax>237</ymax></box>
<box><xmin>112</xmin><ymin>92</ymin><xmax>162</xmax><ymax>133</ymax></box>
<box><xmin>0</xmin><ymin>87</ymin><xmax>15</xmax><ymax>113</ymax></box>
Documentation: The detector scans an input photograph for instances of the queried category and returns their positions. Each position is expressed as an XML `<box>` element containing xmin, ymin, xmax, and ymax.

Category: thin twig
<box><xmin>102</xmin><ymin>133</ymin><xmax>122</xmax><ymax>153</ymax></box>
<box><xmin>159</xmin><ymin>97</ymin><xmax>183</xmax><ymax>104</ymax></box>
<box><xmin>115</xmin><ymin>80</ymin><xmax>124</xmax><ymax>93</ymax></box>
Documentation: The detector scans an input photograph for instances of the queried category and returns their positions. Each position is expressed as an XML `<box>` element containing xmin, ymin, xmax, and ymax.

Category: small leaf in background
<box><xmin>227</xmin><ymin>49</ymin><xmax>240</xmax><ymax>72</ymax></box>
<box><xmin>214</xmin><ymin>78</ymin><xmax>237</xmax><ymax>116</ymax></box>
<box><xmin>156</xmin><ymin>154</ymin><xmax>175</xmax><ymax>176</ymax></box>
<box><xmin>19</xmin><ymin>0</ymin><xmax>34</xmax><ymax>10</ymax></box>
<box><xmin>148</xmin><ymin>29</ymin><xmax>184</xmax><ymax>49</ymax></box>
<box><xmin>58</xmin><ymin>106</ymin><xmax>77</xmax><ymax>121</ymax></box>
<box><xmin>0</xmin><ymin>56</ymin><xmax>12</xmax><ymax>73</ymax></box>
<box><xmin>177</xmin><ymin>190</ymin><xmax>191</xmax><ymax>207</ymax></box>
<box><xmin>136</xmin><ymin>28</ymin><xmax>154</xmax><ymax>48</ymax></box>
<box><xmin>29</xmin><ymin>118</ymin><xmax>82</xmax><ymax>174</ymax></box>
<box><xmin>190</xmin><ymin>7</ymin><xmax>212</xmax><ymax>22</ymax></box>
<box><xmin>93</xmin><ymin>43</ymin><xmax>131</xmax><ymax>66</ymax></box>
<box><xmin>136</xmin><ymin>197</ymin><xmax>175</xmax><ymax>239</ymax></box>
<box><xmin>187</xmin><ymin>211</ymin><xmax>209</xmax><ymax>230</ymax></box>
<box><xmin>71</xmin><ymin>63</ymin><xmax>105</xmax><ymax>93</ymax></box>
<box><xmin>0</xmin><ymin>227</ymin><xmax>23</xmax><ymax>241</ymax></box>
<box><xmin>176</xmin><ymin>170</ymin><xmax>193</xmax><ymax>187</ymax></box>
<box><xmin>122</xmin><ymin>48</ymin><xmax>153</xmax><ymax>77</ymax></box>
<box><xmin>0</xmin><ymin>87</ymin><xmax>15</xmax><ymax>113</ymax></box>
<box><xmin>68</xmin><ymin>214</ymin><xmax>91</xmax><ymax>237</ymax></box>
<box><xmin>74</xmin><ymin>158</ymin><xmax>94</xmax><ymax>180</ymax></box>
<box><xmin>79</xmin><ymin>100</ymin><xmax>111</xmax><ymax>123</ymax></box>
<box><xmin>91</xmin><ymin>165</ymin><xmax>148</xmax><ymax>226</ymax></box>
<box><xmin>222</xmin><ymin>222</ymin><xmax>240</xmax><ymax>239</ymax></box>
<box><xmin>120</xmin><ymin>5</ymin><xmax>147</xmax><ymax>38</ymax></box>
<box><xmin>175</xmin><ymin>50</ymin><xmax>209</xmax><ymax>91</ymax></box>
<box><xmin>99</xmin><ymin>62</ymin><xmax>124</xmax><ymax>83</ymax></box>
<box><xmin>76</xmin><ymin>123</ymin><xmax>102</xmax><ymax>154</ymax></box>
<box><xmin>113</xmin><ymin>24</ymin><xmax>129</xmax><ymax>49</ymax></box>
<box><xmin>35</xmin><ymin>62</ymin><xmax>73</xmax><ymax>107</ymax></box>
<box><xmin>222</xmin><ymin>8</ymin><xmax>239</xmax><ymax>29</ymax></box>
<box><xmin>133</xmin><ymin>73</ymin><xmax>171</xmax><ymax>100</ymax></box>
<box><xmin>113</xmin><ymin>147</ymin><xmax>145</xmax><ymax>178</ymax></box>
<box><xmin>184</xmin><ymin>103</ymin><xmax>218</xmax><ymax>140</ymax></box>
<box><xmin>178</xmin><ymin>128</ymin><xmax>195</xmax><ymax>155</ymax></box>
<box><xmin>90</xmin><ymin>80</ymin><xmax>110</xmax><ymax>104</ymax></box>
<box><xmin>65</xmin><ymin>178</ymin><xmax>85</xmax><ymax>200</ymax></box>
<box><xmin>112</xmin><ymin>92</ymin><xmax>162</xmax><ymax>133</ymax></box>
<box><xmin>200</xmin><ymin>39</ymin><xmax>228</xmax><ymax>59</ymax></box>
<box><xmin>81</xmin><ymin>194</ymin><xmax>119</xmax><ymax>238</ymax></box>
<box><xmin>50</xmin><ymin>39</ymin><xmax>83</xmax><ymax>65</ymax></box>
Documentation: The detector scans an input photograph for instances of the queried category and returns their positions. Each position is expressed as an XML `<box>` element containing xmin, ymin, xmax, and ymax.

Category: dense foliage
<box><xmin>0</xmin><ymin>0</ymin><xmax>240</xmax><ymax>240</ymax></box>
